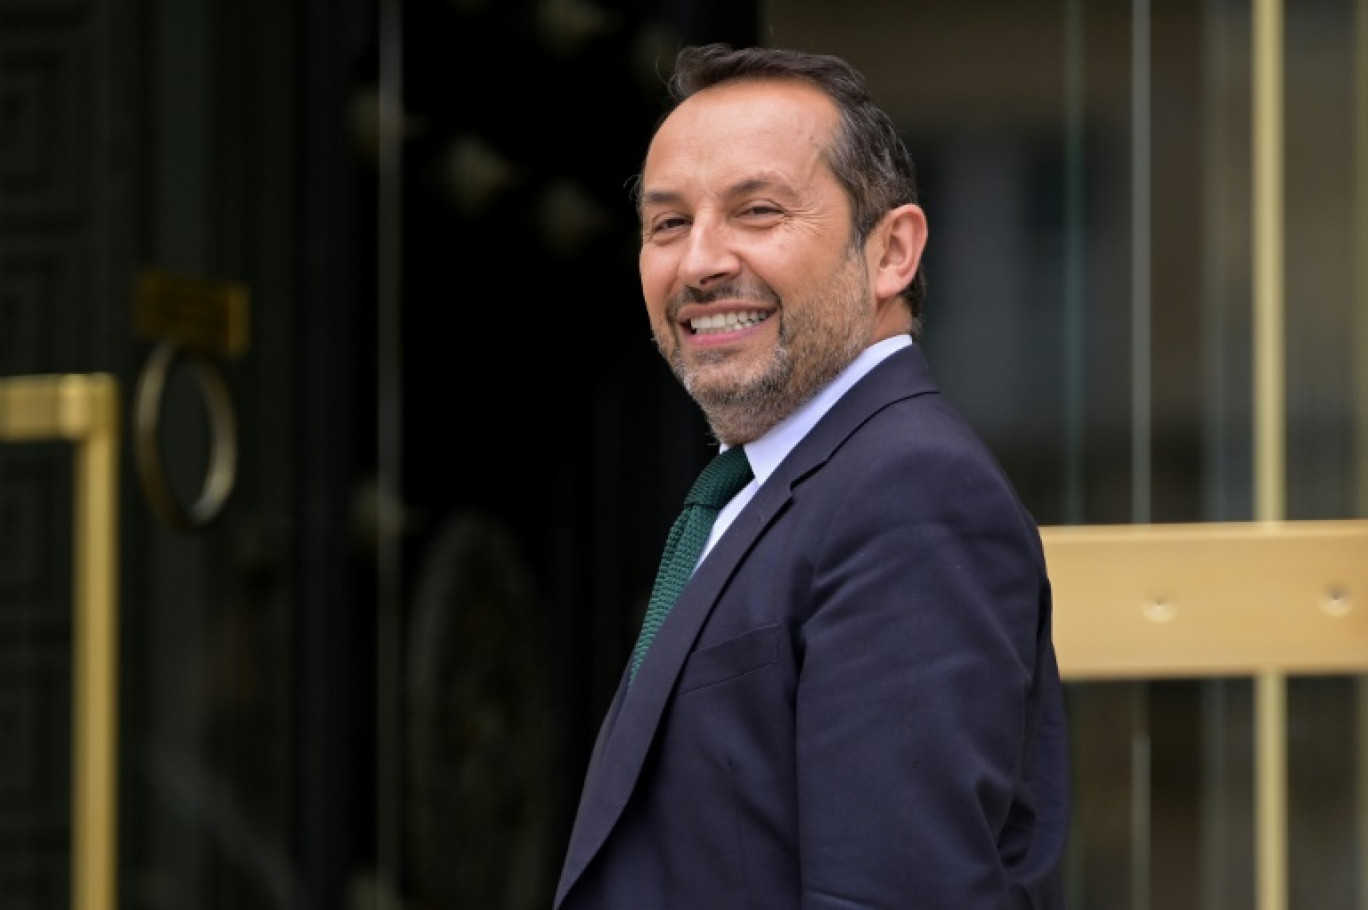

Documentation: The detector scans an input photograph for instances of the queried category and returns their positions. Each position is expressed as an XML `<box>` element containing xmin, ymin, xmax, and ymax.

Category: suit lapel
<box><xmin>555</xmin><ymin>345</ymin><xmax>940</xmax><ymax>907</ymax></box>
<box><xmin>555</xmin><ymin>476</ymin><xmax>789</xmax><ymax>904</ymax></box>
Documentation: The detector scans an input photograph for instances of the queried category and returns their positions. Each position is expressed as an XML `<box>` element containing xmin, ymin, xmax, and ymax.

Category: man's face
<box><xmin>638</xmin><ymin>79</ymin><xmax>895</xmax><ymax>445</ymax></box>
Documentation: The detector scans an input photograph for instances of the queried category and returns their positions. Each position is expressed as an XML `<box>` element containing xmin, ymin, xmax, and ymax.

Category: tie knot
<box><xmin>684</xmin><ymin>446</ymin><xmax>753</xmax><ymax>509</ymax></box>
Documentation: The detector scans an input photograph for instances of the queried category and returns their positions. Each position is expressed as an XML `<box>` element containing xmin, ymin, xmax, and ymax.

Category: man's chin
<box><xmin>680</xmin><ymin>366</ymin><xmax>755</xmax><ymax>407</ymax></box>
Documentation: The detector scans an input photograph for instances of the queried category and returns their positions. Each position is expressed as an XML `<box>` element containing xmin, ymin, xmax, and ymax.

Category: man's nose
<box><xmin>679</xmin><ymin>218</ymin><xmax>740</xmax><ymax>288</ymax></box>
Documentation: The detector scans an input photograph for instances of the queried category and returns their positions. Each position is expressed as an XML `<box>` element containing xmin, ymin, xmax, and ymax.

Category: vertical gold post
<box><xmin>1253</xmin><ymin>0</ymin><xmax>1285</xmax><ymax>525</ymax></box>
<box><xmin>1256</xmin><ymin>670</ymin><xmax>1287</xmax><ymax>910</ymax></box>
<box><xmin>1355</xmin><ymin>4</ymin><xmax>1368</xmax><ymax>906</ymax></box>
<box><xmin>1360</xmin><ymin>674</ymin><xmax>1368</xmax><ymax>910</ymax></box>
<box><xmin>1252</xmin><ymin>2</ymin><xmax>1287</xmax><ymax>909</ymax></box>
<box><xmin>70</xmin><ymin>375</ymin><xmax>119</xmax><ymax>910</ymax></box>
<box><xmin>1</xmin><ymin>374</ymin><xmax>121</xmax><ymax>910</ymax></box>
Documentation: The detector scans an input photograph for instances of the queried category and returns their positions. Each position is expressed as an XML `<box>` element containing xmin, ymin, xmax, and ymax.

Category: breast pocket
<box><xmin>678</xmin><ymin>623</ymin><xmax>780</xmax><ymax>694</ymax></box>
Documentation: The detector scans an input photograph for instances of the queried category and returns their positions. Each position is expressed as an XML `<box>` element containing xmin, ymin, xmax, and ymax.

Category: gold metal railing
<box><xmin>1043</xmin><ymin>519</ymin><xmax>1368</xmax><ymax>910</ymax></box>
<box><xmin>1044</xmin><ymin>521</ymin><xmax>1368</xmax><ymax>680</ymax></box>
<box><xmin>0</xmin><ymin>373</ymin><xmax>119</xmax><ymax>910</ymax></box>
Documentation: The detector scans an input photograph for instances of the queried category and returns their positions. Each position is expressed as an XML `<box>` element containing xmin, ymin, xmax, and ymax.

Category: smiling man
<box><xmin>556</xmin><ymin>44</ymin><xmax>1071</xmax><ymax>910</ymax></box>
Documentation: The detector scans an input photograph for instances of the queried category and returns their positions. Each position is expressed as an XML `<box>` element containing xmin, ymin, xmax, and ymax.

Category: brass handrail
<box><xmin>1042</xmin><ymin>520</ymin><xmax>1368</xmax><ymax>679</ymax></box>
<box><xmin>1043</xmin><ymin>517</ymin><xmax>1368</xmax><ymax>910</ymax></box>
<box><xmin>1039</xmin><ymin>514</ymin><xmax>1362</xmax><ymax>908</ymax></box>
<box><xmin>0</xmin><ymin>374</ymin><xmax>119</xmax><ymax>910</ymax></box>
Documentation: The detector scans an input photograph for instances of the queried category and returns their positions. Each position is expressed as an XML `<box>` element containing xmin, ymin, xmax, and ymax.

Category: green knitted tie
<box><xmin>629</xmin><ymin>446</ymin><xmax>753</xmax><ymax>682</ymax></box>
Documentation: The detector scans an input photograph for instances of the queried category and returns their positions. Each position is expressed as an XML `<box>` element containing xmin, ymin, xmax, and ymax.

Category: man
<box><xmin>556</xmin><ymin>43</ymin><xmax>1070</xmax><ymax>909</ymax></box>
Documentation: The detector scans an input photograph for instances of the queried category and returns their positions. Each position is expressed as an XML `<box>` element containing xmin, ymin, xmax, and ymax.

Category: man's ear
<box><xmin>870</xmin><ymin>203</ymin><xmax>928</xmax><ymax>302</ymax></box>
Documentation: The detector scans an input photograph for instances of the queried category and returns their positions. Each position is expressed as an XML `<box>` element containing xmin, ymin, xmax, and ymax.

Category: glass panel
<box><xmin>1285</xmin><ymin>0</ymin><xmax>1362</xmax><ymax>520</ymax></box>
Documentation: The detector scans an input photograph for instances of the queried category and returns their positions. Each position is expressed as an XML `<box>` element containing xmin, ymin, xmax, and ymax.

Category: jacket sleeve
<box><xmin>793</xmin><ymin>432</ymin><xmax>1067</xmax><ymax>909</ymax></box>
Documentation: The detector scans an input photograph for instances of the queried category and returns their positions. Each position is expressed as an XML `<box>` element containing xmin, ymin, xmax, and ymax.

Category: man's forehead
<box><xmin>656</xmin><ymin>78</ymin><xmax>836</xmax><ymax>140</ymax></box>
<box><xmin>642</xmin><ymin>80</ymin><xmax>837</xmax><ymax>188</ymax></box>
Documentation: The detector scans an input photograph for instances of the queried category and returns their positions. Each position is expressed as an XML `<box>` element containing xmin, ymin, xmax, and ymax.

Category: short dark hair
<box><xmin>644</xmin><ymin>43</ymin><xmax>927</xmax><ymax>333</ymax></box>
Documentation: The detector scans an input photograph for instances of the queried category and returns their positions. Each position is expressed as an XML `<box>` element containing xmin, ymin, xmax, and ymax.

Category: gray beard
<box><xmin>675</xmin><ymin>311</ymin><xmax>867</xmax><ymax>446</ymax></box>
<box><xmin>663</xmin><ymin>244</ymin><xmax>873</xmax><ymax>445</ymax></box>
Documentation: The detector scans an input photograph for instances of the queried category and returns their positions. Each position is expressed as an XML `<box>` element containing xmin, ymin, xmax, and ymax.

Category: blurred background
<box><xmin>1</xmin><ymin>0</ymin><xmax>1365</xmax><ymax>907</ymax></box>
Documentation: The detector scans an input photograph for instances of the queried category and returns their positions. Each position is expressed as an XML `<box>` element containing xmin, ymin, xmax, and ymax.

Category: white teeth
<box><xmin>689</xmin><ymin>310</ymin><xmax>769</xmax><ymax>335</ymax></box>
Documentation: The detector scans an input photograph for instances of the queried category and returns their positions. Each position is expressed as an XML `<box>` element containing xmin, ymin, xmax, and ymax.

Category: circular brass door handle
<box><xmin>133</xmin><ymin>339</ymin><xmax>237</xmax><ymax>530</ymax></box>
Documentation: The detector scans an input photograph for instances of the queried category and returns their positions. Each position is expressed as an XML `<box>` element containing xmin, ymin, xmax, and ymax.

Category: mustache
<box><xmin>668</xmin><ymin>281</ymin><xmax>779</xmax><ymax>315</ymax></box>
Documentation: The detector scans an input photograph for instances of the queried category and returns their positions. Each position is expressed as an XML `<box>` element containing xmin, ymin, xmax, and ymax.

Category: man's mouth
<box><xmin>688</xmin><ymin>310</ymin><xmax>771</xmax><ymax>335</ymax></box>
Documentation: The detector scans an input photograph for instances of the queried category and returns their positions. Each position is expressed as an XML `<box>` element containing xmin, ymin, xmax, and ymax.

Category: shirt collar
<box><xmin>738</xmin><ymin>335</ymin><xmax>912</xmax><ymax>484</ymax></box>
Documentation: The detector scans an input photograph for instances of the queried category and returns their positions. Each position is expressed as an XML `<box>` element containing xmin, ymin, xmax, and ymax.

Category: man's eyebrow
<box><xmin>639</xmin><ymin>189</ymin><xmax>684</xmax><ymax>210</ymax></box>
<box><xmin>725</xmin><ymin>177</ymin><xmax>787</xmax><ymax>198</ymax></box>
<box><xmin>639</xmin><ymin>176</ymin><xmax>790</xmax><ymax>211</ymax></box>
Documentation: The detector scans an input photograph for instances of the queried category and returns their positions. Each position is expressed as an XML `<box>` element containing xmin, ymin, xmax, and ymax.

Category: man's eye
<box><xmin>740</xmin><ymin>203</ymin><xmax>782</xmax><ymax>217</ymax></box>
<box><xmin>650</xmin><ymin>216</ymin><xmax>688</xmax><ymax>234</ymax></box>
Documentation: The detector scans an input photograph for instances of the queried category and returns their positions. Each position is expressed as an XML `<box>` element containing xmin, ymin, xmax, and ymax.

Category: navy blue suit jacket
<box><xmin>557</xmin><ymin>344</ymin><xmax>1070</xmax><ymax>909</ymax></box>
